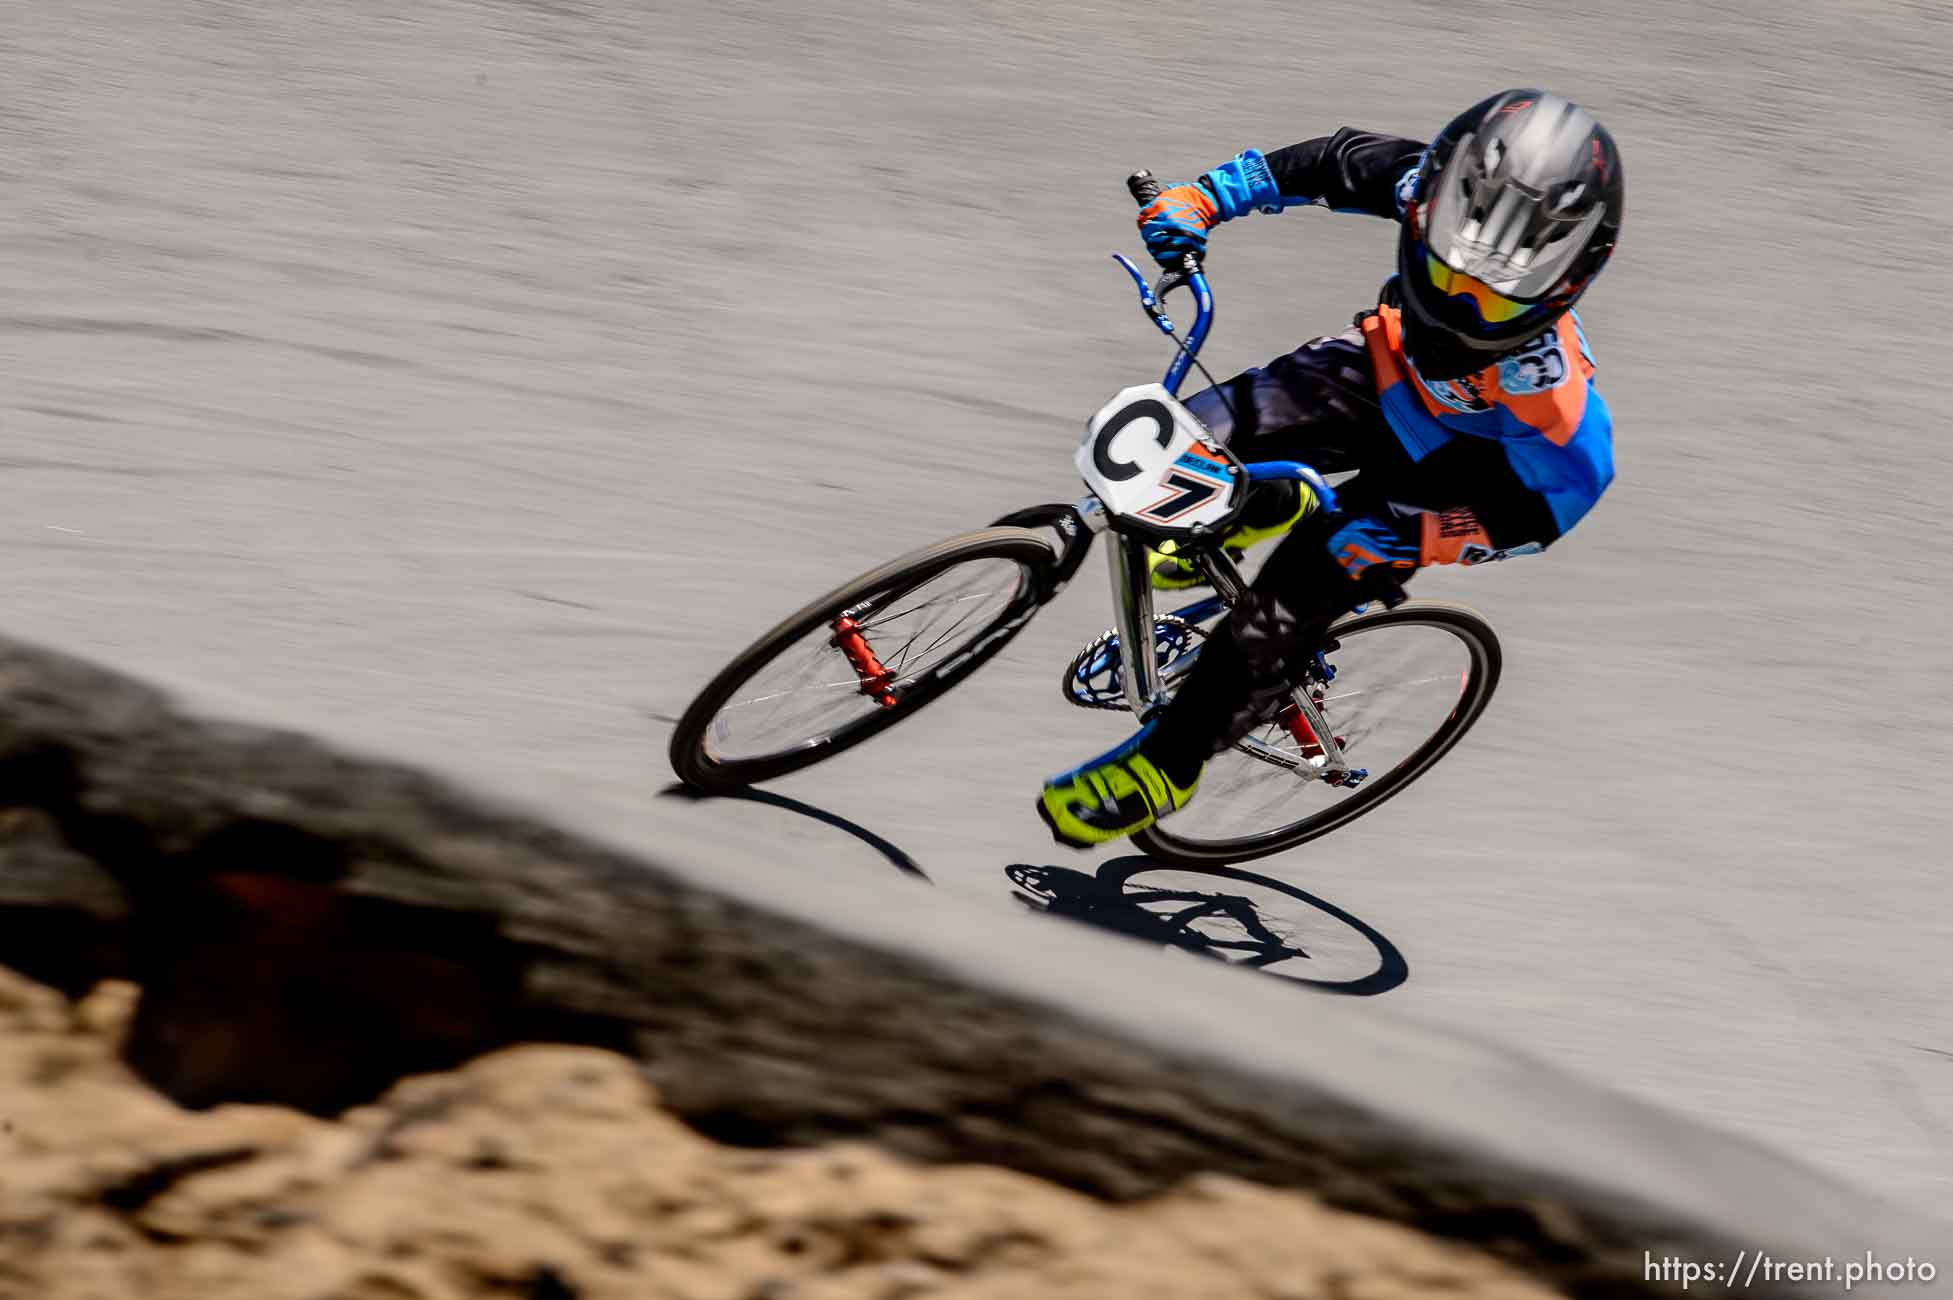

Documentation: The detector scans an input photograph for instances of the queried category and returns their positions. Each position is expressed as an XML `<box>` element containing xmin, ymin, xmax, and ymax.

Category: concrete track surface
<box><xmin>3</xmin><ymin>0</ymin><xmax>1950</xmax><ymax>1224</ymax></box>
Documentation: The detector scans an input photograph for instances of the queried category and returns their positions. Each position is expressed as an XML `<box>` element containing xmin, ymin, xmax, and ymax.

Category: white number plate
<box><xmin>1076</xmin><ymin>384</ymin><xmax>1244</xmax><ymax>538</ymax></box>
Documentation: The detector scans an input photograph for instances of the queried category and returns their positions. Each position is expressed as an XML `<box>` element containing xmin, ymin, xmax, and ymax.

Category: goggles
<box><xmin>1423</xmin><ymin>253</ymin><xmax>1542</xmax><ymax>325</ymax></box>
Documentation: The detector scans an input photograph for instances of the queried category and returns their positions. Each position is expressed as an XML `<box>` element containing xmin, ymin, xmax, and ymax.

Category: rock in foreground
<box><xmin>0</xmin><ymin>966</ymin><xmax>1562</xmax><ymax>1300</ymax></box>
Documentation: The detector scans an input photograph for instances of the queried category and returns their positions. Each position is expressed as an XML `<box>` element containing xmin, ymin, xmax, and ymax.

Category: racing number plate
<box><xmin>1076</xmin><ymin>384</ymin><xmax>1245</xmax><ymax>541</ymax></box>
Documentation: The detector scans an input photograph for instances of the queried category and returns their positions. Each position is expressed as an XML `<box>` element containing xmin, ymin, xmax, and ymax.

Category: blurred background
<box><xmin>2</xmin><ymin>0</ymin><xmax>1949</xmax><ymax>1221</ymax></box>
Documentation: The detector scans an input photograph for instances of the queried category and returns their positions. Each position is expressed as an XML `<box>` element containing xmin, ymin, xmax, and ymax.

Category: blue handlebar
<box><xmin>1244</xmin><ymin>460</ymin><xmax>1339</xmax><ymax>513</ymax></box>
<box><xmin>1110</xmin><ymin>247</ymin><xmax>1335</xmax><ymax>513</ymax></box>
<box><xmin>1110</xmin><ymin>253</ymin><xmax>1214</xmax><ymax>396</ymax></box>
<box><xmin>1170</xmin><ymin>270</ymin><xmax>1214</xmax><ymax>394</ymax></box>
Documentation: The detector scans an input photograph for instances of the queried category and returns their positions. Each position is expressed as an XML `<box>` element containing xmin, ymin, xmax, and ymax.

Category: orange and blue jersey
<box><xmin>1235</xmin><ymin>126</ymin><xmax>1617</xmax><ymax>560</ymax></box>
<box><xmin>1361</xmin><ymin>301</ymin><xmax>1614</xmax><ymax>551</ymax></box>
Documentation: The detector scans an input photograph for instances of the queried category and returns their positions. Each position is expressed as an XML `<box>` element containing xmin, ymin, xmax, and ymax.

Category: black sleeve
<box><xmin>1264</xmin><ymin>128</ymin><xmax>1428</xmax><ymax>221</ymax></box>
<box><xmin>1410</xmin><ymin>438</ymin><xmax>1566</xmax><ymax>549</ymax></box>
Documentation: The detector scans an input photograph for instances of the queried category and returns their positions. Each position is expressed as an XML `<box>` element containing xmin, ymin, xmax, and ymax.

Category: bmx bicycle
<box><xmin>669</xmin><ymin>172</ymin><xmax>1502</xmax><ymax>867</ymax></box>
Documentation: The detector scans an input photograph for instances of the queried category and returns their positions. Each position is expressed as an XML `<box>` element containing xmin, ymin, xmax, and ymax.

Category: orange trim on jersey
<box><xmin>1365</xmin><ymin>303</ymin><xmax>1594</xmax><ymax>444</ymax></box>
<box><xmin>1361</xmin><ymin>305</ymin><xmax>1411</xmax><ymax>389</ymax></box>
<box><xmin>1365</xmin><ymin>305</ymin><xmax>1465</xmax><ymax>422</ymax></box>
<box><xmin>1491</xmin><ymin>314</ymin><xmax>1593</xmax><ymax>446</ymax></box>
<box><xmin>1419</xmin><ymin>508</ymin><xmax>1495</xmax><ymax>566</ymax></box>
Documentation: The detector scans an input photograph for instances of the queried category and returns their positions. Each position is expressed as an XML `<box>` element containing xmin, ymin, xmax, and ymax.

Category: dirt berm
<box><xmin>0</xmin><ymin>636</ymin><xmax>1927</xmax><ymax>1299</ymax></box>
<box><xmin>0</xmin><ymin>967</ymin><xmax>1575</xmax><ymax>1300</ymax></box>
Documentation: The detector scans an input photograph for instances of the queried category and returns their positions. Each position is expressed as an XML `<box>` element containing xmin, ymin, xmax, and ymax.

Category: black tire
<box><xmin>670</xmin><ymin>526</ymin><xmax>1058</xmax><ymax>791</ymax></box>
<box><xmin>1133</xmin><ymin>601</ymin><xmax>1502</xmax><ymax>867</ymax></box>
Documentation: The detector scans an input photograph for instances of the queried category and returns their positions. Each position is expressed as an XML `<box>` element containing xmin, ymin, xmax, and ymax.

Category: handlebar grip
<box><xmin>1127</xmin><ymin>170</ymin><xmax>1164</xmax><ymax>207</ymax></box>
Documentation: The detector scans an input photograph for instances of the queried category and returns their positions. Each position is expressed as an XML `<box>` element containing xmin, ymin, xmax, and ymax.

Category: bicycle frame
<box><xmin>1084</xmin><ymin>255</ymin><xmax>1353</xmax><ymax>775</ymax></box>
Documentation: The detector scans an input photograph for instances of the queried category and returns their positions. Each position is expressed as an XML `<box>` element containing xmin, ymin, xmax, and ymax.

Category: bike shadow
<box><xmin>1006</xmin><ymin>854</ymin><xmax>1408</xmax><ymax>996</ymax></box>
<box><xmin>658</xmin><ymin>783</ymin><xmax>929</xmax><ymax>881</ymax></box>
<box><xmin>659</xmin><ymin>787</ymin><xmax>1402</xmax><ymax>995</ymax></box>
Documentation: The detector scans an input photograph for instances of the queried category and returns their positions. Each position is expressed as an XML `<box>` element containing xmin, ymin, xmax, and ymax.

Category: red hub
<box><xmin>830</xmin><ymin>616</ymin><xmax>899</xmax><ymax>709</ymax></box>
<box><xmin>1275</xmin><ymin>696</ymin><xmax>1343</xmax><ymax>760</ymax></box>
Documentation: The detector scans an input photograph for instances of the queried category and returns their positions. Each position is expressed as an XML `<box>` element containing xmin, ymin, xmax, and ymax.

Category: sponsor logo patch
<box><xmin>1421</xmin><ymin>373</ymin><xmax>1492</xmax><ymax>413</ymax></box>
<box><xmin>1497</xmin><ymin>334</ymin><xmax>1570</xmax><ymax>394</ymax></box>
<box><xmin>1394</xmin><ymin>153</ymin><xmax>1428</xmax><ymax>215</ymax></box>
<box><xmin>1459</xmin><ymin>540</ymin><xmax>1543</xmax><ymax>565</ymax></box>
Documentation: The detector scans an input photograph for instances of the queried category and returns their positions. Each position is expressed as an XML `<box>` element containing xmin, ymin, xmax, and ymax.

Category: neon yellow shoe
<box><xmin>1036</xmin><ymin>722</ymin><xmax>1200</xmax><ymax>848</ymax></box>
<box><xmin>1147</xmin><ymin>481</ymin><xmax>1315</xmax><ymax>589</ymax></box>
<box><xmin>1147</xmin><ymin>537</ymin><xmax>1240</xmax><ymax>591</ymax></box>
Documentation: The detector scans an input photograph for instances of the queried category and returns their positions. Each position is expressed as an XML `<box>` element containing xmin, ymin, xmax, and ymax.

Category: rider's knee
<box><xmin>1227</xmin><ymin>589</ymin><xmax>1303</xmax><ymax>671</ymax></box>
<box><xmin>1181</xmin><ymin>381</ymin><xmax>1237</xmax><ymax>442</ymax></box>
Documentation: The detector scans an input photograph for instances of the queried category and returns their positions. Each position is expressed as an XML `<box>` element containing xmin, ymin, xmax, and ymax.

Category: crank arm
<box><xmin>1283</xmin><ymin>683</ymin><xmax>1351</xmax><ymax>772</ymax></box>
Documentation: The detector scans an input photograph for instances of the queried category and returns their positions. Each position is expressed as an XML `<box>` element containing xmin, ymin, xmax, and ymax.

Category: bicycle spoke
<box><xmin>885</xmin><ymin>593</ymin><xmax>994</xmax><ymax>675</ymax></box>
<box><xmin>703</xmin><ymin>556</ymin><xmax>1029</xmax><ymax>763</ymax></box>
<box><xmin>1157</xmin><ymin>616</ymin><xmax>1480</xmax><ymax>847</ymax></box>
<box><xmin>858</xmin><ymin>584</ymin><xmax>1009</xmax><ymax>633</ymax></box>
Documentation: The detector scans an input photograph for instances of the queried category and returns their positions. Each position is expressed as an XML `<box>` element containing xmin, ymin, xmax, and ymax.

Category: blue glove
<box><xmin>1202</xmin><ymin>149</ymin><xmax>1287</xmax><ymax>219</ymax></box>
<box><xmin>1135</xmin><ymin>150</ymin><xmax>1288</xmax><ymax>268</ymax></box>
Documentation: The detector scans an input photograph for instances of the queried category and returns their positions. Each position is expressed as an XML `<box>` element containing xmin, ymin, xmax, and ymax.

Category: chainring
<box><xmin>1060</xmin><ymin>614</ymin><xmax>1210</xmax><ymax>710</ymax></box>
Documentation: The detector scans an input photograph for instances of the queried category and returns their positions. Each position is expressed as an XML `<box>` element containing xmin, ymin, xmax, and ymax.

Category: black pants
<box><xmin>1150</xmin><ymin>328</ymin><xmax>1420</xmax><ymax>773</ymax></box>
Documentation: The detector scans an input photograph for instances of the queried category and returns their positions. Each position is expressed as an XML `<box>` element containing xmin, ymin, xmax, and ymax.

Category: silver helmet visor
<box><xmin>1422</xmin><ymin>128</ymin><xmax>1605</xmax><ymax>301</ymax></box>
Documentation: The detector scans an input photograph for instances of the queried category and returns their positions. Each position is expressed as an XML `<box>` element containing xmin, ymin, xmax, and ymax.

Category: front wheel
<box><xmin>1133</xmin><ymin>601</ymin><xmax>1502</xmax><ymax>867</ymax></box>
<box><xmin>670</xmin><ymin>526</ymin><xmax>1059</xmax><ymax>791</ymax></box>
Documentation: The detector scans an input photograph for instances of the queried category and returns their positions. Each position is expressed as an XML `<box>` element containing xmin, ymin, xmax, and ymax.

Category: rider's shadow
<box><xmin>662</xmin><ymin>786</ymin><xmax>1404</xmax><ymax>995</ymax></box>
<box><xmin>1006</xmin><ymin>855</ymin><xmax>1408</xmax><ymax>996</ymax></box>
<box><xmin>659</xmin><ymin>783</ymin><xmax>928</xmax><ymax>880</ymax></box>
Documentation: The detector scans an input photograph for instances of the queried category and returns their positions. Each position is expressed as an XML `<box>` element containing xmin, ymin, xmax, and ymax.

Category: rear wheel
<box><xmin>1133</xmin><ymin>601</ymin><xmax>1501</xmax><ymax>867</ymax></box>
<box><xmin>670</xmin><ymin>527</ymin><xmax>1058</xmax><ymax>791</ymax></box>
